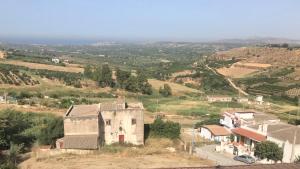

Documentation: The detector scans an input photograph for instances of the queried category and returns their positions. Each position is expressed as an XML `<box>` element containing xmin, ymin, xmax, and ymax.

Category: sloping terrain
<box><xmin>212</xmin><ymin>47</ymin><xmax>300</xmax><ymax>103</ymax></box>
<box><xmin>213</xmin><ymin>47</ymin><xmax>300</xmax><ymax>66</ymax></box>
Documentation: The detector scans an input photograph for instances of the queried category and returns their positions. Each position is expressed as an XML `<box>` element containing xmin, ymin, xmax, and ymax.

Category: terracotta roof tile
<box><xmin>202</xmin><ymin>125</ymin><xmax>231</xmax><ymax>136</ymax></box>
<box><xmin>232</xmin><ymin>127</ymin><xmax>266</xmax><ymax>142</ymax></box>
<box><xmin>66</xmin><ymin>104</ymin><xmax>100</xmax><ymax>117</ymax></box>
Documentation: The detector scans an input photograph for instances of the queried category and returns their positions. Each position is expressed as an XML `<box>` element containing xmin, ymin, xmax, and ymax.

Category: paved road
<box><xmin>195</xmin><ymin>145</ymin><xmax>245</xmax><ymax>166</ymax></box>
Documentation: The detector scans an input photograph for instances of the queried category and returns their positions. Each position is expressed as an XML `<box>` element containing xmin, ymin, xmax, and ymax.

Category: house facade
<box><xmin>231</xmin><ymin>127</ymin><xmax>266</xmax><ymax>156</ymax></box>
<box><xmin>62</xmin><ymin>101</ymin><xmax>144</xmax><ymax>150</ymax></box>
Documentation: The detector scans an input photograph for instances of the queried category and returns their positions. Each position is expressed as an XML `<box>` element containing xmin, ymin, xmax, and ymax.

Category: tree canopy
<box><xmin>159</xmin><ymin>84</ymin><xmax>172</xmax><ymax>97</ymax></box>
<box><xmin>254</xmin><ymin>141</ymin><xmax>283</xmax><ymax>162</ymax></box>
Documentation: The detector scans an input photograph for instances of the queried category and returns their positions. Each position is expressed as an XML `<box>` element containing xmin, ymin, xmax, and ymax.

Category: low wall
<box><xmin>34</xmin><ymin>149</ymin><xmax>96</xmax><ymax>160</ymax></box>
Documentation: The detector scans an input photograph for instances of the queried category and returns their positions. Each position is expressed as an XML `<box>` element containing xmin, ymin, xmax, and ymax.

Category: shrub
<box><xmin>150</xmin><ymin>118</ymin><xmax>180</xmax><ymax>139</ymax></box>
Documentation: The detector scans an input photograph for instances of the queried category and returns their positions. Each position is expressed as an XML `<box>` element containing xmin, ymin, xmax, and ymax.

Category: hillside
<box><xmin>210</xmin><ymin>46</ymin><xmax>300</xmax><ymax>104</ymax></box>
<box><xmin>213</xmin><ymin>47</ymin><xmax>300</xmax><ymax>67</ymax></box>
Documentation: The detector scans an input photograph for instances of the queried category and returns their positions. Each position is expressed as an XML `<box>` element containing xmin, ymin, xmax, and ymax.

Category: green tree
<box><xmin>37</xmin><ymin>116</ymin><xmax>64</xmax><ymax>145</ymax></box>
<box><xmin>99</xmin><ymin>64</ymin><xmax>113</xmax><ymax>87</ymax></box>
<box><xmin>93</xmin><ymin>66</ymin><xmax>102</xmax><ymax>81</ymax></box>
<box><xmin>137</xmin><ymin>71</ymin><xmax>152</xmax><ymax>95</ymax></box>
<box><xmin>83</xmin><ymin>65</ymin><xmax>94</xmax><ymax>79</ymax></box>
<box><xmin>116</xmin><ymin>68</ymin><xmax>130</xmax><ymax>88</ymax></box>
<box><xmin>159</xmin><ymin>84</ymin><xmax>172</xmax><ymax>97</ymax></box>
<box><xmin>254</xmin><ymin>141</ymin><xmax>283</xmax><ymax>162</ymax></box>
<box><xmin>125</xmin><ymin>76</ymin><xmax>138</xmax><ymax>92</ymax></box>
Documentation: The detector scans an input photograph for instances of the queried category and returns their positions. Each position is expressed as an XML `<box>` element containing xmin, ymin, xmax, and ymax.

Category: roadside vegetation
<box><xmin>0</xmin><ymin>109</ymin><xmax>63</xmax><ymax>168</ymax></box>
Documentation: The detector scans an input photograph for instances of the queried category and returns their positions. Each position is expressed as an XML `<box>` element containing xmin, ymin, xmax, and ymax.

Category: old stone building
<box><xmin>62</xmin><ymin>101</ymin><xmax>144</xmax><ymax>149</ymax></box>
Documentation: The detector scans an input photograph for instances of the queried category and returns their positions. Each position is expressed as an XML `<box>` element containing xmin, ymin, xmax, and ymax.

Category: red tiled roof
<box><xmin>202</xmin><ymin>125</ymin><xmax>231</xmax><ymax>136</ymax></box>
<box><xmin>232</xmin><ymin>127</ymin><xmax>266</xmax><ymax>142</ymax></box>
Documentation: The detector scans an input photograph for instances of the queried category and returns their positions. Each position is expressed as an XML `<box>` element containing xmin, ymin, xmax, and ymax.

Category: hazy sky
<box><xmin>0</xmin><ymin>0</ymin><xmax>300</xmax><ymax>41</ymax></box>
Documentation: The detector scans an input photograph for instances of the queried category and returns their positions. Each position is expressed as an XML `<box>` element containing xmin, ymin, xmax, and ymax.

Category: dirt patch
<box><xmin>0</xmin><ymin>50</ymin><xmax>7</xmax><ymax>59</ymax></box>
<box><xmin>20</xmin><ymin>153</ymin><xmax>211</xmax><ymax>169</ymax></box>
<box><xmin>217</xmin><ymin>66</ymin><xmax>257</xmax><ymax>78</ymax></box>
<box><xmin>0</xmin><ymin>60</ymin><xmax>83</xmax><ymax>73</ymax></box>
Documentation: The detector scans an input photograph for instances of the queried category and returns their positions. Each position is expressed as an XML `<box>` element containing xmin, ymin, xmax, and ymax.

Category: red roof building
<box><xmin>232</xmin><ymin>127</ymin><xmax>266</xmax><ymax>142</ymax></box>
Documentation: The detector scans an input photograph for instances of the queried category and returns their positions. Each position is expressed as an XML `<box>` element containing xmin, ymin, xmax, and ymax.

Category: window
<box><xmin>106</xmin><ymin>119</ymin><xmax>111</xmax><ymax>126</ymax></box>
<box><xmin>131</xmin><ymin>118</ymin><xmax>136</xmax><ymax>125</ymax></box>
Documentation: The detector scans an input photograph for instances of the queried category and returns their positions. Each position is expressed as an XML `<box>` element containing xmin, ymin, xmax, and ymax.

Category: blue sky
<box><xmin>0</xmin><ymin>0</ymin><xmax>300</xmax><ymax>41</ymax></box>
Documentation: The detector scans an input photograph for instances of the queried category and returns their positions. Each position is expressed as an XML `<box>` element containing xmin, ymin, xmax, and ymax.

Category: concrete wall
<box><xmin>200</xmin><ymin>127</ymin><xmax>212</xmax><ymax>140</ymax></box>
<box><xmin>235</xmin><ymin>112</ymin><xmax>254</xmax><ymax>119</ymax></box>
<box><xmin>64</xmin><ymin>116</ymin><xmax>99</xmax><ymax>136</ymax></box>
<box><xmin>101</xmin><ymin>108</ymin><xmax>144</xmax><ymax>145</ymax></box>
<box><xmin>220</xmin><ymin>115</ymin><xmax>234</xmax><ymax>129</ymax></box>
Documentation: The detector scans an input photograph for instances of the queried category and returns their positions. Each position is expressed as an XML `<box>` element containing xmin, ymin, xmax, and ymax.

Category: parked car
<box><xmin>234</xmin><ymin>155</ymin><xmax>255</xmax><ymax>164</ymax></box>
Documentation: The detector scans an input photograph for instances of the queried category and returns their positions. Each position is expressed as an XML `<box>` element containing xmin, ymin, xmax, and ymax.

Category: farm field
<box><xmin>0</xmin><ymin>60</ymin><xmax>83</xmax><ymax>73</ymax></box>
<box><xmin>148</xmin><ymin>79</ymin><xmax>201</xmax><ymax>96</ymax></box>
<box><xmin>217</xmin><ymin>66</ymin><xmax>257</xmax><ymax>78</ymax></box>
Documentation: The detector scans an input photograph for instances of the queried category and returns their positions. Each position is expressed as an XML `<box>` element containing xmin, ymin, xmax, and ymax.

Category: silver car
<box><xmin>233</xmin><ymin>155</ymin><xmax>255</xmax><ymax>164</ymax></box>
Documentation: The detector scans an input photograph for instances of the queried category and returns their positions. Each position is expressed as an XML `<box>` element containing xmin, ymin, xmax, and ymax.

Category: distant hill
<box><xmin>217</xmin><ymin>37</ymin><xmax>300</xmax><ymax>45</ymax></box>
<box><xmin>212</xmin><ymin>47</ymin><xmax>300</xmax><ymax>67</ymax></box>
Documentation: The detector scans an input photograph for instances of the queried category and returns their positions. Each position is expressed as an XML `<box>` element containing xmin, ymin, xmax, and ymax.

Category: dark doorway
<box><xmin>119</xmin><ymin>135</ymin><xmax>124</xmax><ymax>144</ymax></box>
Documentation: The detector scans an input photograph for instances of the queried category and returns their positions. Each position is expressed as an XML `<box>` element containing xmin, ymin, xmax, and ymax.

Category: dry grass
<box><xmin>19</xmin><ymin>138</ymin><xmax>213</xmax><ymax>169</ymax></box>
<box><xmin>148</xmin><ymin>79</ymin><xmax>201</xmax><ymax>96</ymax></box>
<box><xmin>0</xmin><ymin>60</ymin><xmax>83</xmax><ymax>73</ymax></box>
<box><xmin>217</xmin><ymin>66</ymin><xmax>258</xmax><ymax>78</ymax></box>
<box><xmin>0</xmin><ymin>103</ymin><xmax>66</xmax><ymax>116</ymax></box>
<box><xmin>0</xmin><ymin>50</ymin><xmax>7</xmax><ymax>59</ymax></box>
<box><xmin>214</xmin><ymin>47</ymin><xmax>300</xmax><ymax>67</ymax></box>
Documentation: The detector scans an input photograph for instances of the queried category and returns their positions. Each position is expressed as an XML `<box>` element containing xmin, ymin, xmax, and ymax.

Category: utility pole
<box><xmin>297</xmin><ymin>97</ymin><xmax>300</xmax><ymax>120</ymax></box>
<box><xmin>192</xmin><ymin>123</ymin><xmax>195</xmax><ymax>154</ymax></box>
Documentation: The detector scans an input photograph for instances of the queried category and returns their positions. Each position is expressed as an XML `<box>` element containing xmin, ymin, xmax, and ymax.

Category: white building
<box><xmin>256</xmin><ymin>95</ymin><xmax>264</xmax><ymax>104</ymax></box>
<box><xmin>207</xmin><ymin>95</ymin><xmax>232</xmax><ymax>103</ymax></box>
<box><xmin>236</xmin><ymin>97</ymin><xmax>249</xmax><ymax>103</ymax></box>
<box><xmin>220</xmin><ymin>111</ymin><xmax>255</xmax><ymax>129</ymax></box>
<box><xmin>200</xmin><ymin>125</ymin><xmax>231</xmax><ymax>142</ymax></box>
<box><xmin>51</xmin><ymin>58</ymin><xmax>60</xmax><ymax>64</ymax></box>
<box><xmin>248</xmin><ymin>123</ymin><xmax>300</xmax><ymax>163</ymax></box>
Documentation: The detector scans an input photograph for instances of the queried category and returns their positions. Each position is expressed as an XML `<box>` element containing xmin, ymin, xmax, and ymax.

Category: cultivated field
<box><xmin>148</xmin><ymin>79</ymin><xmax>201</xmax><ymax>96</ymax></box>
<box><xmin>0</xmin><ymin>60</ymin><xmax>83</xmax><ymax>73</ymax></box>
<box><xmin>217</xmin><ymin>66</ymin><xmax>257</xmax><ymax>78</ymax></box>
<box><xmin>217</xmin><ymin>62</ymin><xmax>271</xmax><ymax>78</ymax></box>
